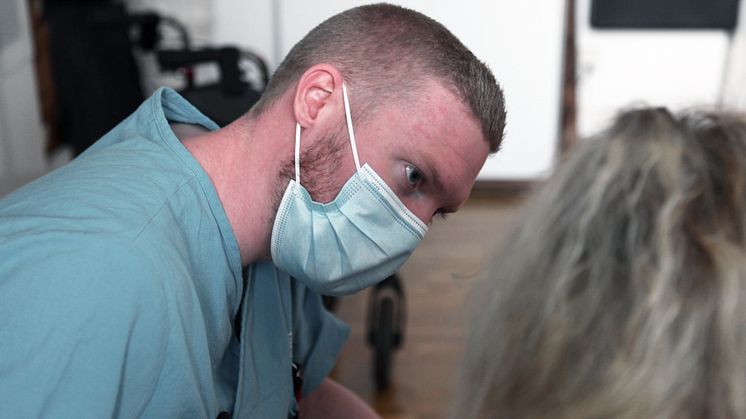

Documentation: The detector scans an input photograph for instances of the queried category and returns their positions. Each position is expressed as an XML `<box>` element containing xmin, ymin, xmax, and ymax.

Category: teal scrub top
<box><xmin>0</xmin><ymin>88</ymin><xmax>350</xmax><ymax>418</ymax></box>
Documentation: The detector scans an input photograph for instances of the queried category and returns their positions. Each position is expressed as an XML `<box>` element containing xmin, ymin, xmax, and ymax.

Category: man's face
<box><xmin>284</xmin><ymin>78</ymin><xmax>490</xmax><ymax>226</ymax></box>
<box><xmin>353</xmin><ymin>79</ymin><xmax>490</xmax><ymax>224</ymax></box>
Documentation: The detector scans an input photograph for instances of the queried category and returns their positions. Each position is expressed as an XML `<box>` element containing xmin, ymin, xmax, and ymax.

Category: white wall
<box><xmin>722</xmin><ymin>0</ymin><xmax>746</xmax><ymax>109</ymax></box>
<box><xmin>127</xmin><ymin>0</ymin><xmax>214</xmax><ymax>44</ymax></box>
<box><xmin>212</xmin><ymin>1</ymin><xmax>276</xmax><ymax>67</ymax></box>
<box><xmin>575</xmin><ymin>0</ymin><xmax>732</xmax><ymax>138</ymax></box>
<box><xmin>0</xmin><ymin>0</ymin><xmax>46</xmax><ymax>185</ymax></box>
<box><xmin>212</xmin><ymin>0</ymin><xmax>567</xmax><ymax>181</ymax></box>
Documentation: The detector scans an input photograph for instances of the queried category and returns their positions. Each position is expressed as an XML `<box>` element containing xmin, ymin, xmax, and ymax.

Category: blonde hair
<box><xmin>455</xmin><ymin>108</ymin><xmax>746</xmax><ymax>419</ymax></box>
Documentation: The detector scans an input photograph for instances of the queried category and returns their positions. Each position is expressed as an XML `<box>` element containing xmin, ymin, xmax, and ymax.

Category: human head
<box><xmin>250</xmin><ymin>3</ymin><xmax>506</xmax><ymax>153</ymax></box>
<box><xmin>455</xmin><ymin>108</ymin><xmax>746</xmax><ymax>418</ymax></box>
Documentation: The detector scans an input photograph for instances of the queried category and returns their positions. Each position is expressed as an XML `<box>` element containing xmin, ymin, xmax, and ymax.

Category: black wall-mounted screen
<box><xmin>591</xmin><ymin>0</ymin><xmax>740</xmax><ymax>30</ymax></box>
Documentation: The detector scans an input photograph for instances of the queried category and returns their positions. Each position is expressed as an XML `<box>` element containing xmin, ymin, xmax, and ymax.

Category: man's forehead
<box><xmin>405</xmin><ymin>97</ymin><xmax>488</xmax><ymax>175</ymax></box>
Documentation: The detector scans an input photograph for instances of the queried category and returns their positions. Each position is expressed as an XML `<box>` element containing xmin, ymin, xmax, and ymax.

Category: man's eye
<box><xmin>405</xmin><ymin>164</ymin><xmax>423</xmax><ymax>187</ymax></box>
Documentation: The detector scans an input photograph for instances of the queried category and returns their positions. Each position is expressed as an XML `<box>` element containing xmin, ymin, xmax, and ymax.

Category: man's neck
<box><xmin>175</xmin><ymin>115</ymin><xmax>292</xmax><ymax>267</ymax></box>
<box><xmin>171</xmin><ymin>122</ymin><xmax>210</xmax><ymax>141</ymax></box>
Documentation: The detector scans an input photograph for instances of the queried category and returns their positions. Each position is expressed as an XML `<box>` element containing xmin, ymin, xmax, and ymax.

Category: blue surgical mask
<box><xmin>270</xmin><ymin>84</ymin><xmax>428</xmax><ymax>296</ymax></box>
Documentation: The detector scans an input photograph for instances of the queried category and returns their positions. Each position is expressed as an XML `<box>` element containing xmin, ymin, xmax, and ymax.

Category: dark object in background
<box><xmin>44</xmin><ymin>1</ymin><xmax>269</xmax><ymax>155</ymax></box>
<box><xmin>45</xmin><ymin>1</ymin><xmax>144</xmax><ymax>156</ymax></box>
<box><xmin>366</xmin><ymin>274</ymin><xmax>406</xmax><ymax>391</ymax></box>
<box><xmin>127</xmin><ymin>11</ymin><xmax>270</xmax><ymax>127</ymax></box>
<box><xmin>156</xmin><ymin>47</ymin><xmax>268</xmax><ymax>127</ymax></box>
<box><xmin>591</xmin><ymin>0</ymin><xmax>740</xmax><ymax>30</ymax></box>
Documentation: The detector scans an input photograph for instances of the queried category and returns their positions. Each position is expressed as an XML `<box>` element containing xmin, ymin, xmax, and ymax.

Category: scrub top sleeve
<box><xmin>0</xmin><ymin>242</ymin><xmax>170</xmax><ymax>418</ymax></box>
<box><xmin>292</xmin><ymin>289</ymin><xmax>351</xmax><ymax>396</ymax></box>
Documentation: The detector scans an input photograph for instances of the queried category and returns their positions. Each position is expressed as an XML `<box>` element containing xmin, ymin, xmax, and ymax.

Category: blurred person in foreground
<box><xmin>0</xmin><ymin>3</ymin><xmax>505</xmax><ymax>418</ymax></box>
<box><xmin>456</xmin><ymin>108</ymin><xmax>746</xmax><ymax>419</ymax></box>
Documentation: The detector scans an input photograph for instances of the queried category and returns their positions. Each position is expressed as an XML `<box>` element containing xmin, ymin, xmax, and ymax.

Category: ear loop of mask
<box><xmin>342</xmin><ymin>84</ymin><xmax>361</xmax><ymax>171</ymax></box>
<box><xmin>294</xmin><ymin>82</ymin><xmax>361</xmax><ymax>186</ymax></box>
<box><xmin>294</xmin><ymin>123</ymin><xmax>301</xmax><ymax>183</ymax></box>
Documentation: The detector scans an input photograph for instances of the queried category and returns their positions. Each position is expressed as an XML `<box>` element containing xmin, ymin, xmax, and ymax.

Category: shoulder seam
<box><xmin>132</xmin><ymin>175</ymin><xmax>199</xmax><ymax>242</ymax></box>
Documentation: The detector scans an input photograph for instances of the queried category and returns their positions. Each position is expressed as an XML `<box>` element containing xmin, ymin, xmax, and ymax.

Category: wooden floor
<box><xmin>329</xmin><ymin>195</ymin><xmax>526</xmax><ymax>419</ymax></box>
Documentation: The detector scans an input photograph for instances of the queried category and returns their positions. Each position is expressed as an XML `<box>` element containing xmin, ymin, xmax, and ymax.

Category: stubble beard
<box><xmin>266</xmin><ymin>127</ymin><xmax>349</xmax><ymax>229</ymax></box>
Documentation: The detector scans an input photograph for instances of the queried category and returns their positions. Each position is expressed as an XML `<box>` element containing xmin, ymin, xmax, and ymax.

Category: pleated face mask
<box><xmin>270</xmin><ymin>84</ymin><xmax>428</xmax><ymax>296</ymax></box>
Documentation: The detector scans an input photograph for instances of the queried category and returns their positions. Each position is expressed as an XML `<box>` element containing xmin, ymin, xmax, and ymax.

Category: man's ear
<box><xmin>293</xmin><ymin>64</ymin><xmax>344</xmax><ymax>128</ymax></box>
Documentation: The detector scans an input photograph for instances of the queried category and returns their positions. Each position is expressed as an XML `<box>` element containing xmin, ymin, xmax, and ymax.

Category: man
<box><xmin>0</xmin><ymin>3</ymin><xmax>505</xmax><ymax>418</ymax></box>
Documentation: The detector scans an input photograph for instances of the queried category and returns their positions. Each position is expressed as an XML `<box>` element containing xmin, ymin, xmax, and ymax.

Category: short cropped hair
<box><xmin>456</xmin><ymin>108</ymin><xmax>746</xmax><ymax>418</ymax></box>
<box><xmin>250</xmin><ymin>3</ymin><xmax>506</xmax><ymax>153</ymax></box>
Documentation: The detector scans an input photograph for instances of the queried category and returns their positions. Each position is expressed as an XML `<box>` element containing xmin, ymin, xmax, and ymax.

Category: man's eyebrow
<box><xmin>425</xmin><ymin>160</ymin><xmax>461</xmax><ymax>214</ymax></box>
<box><xmin>426</xmin><ymin>160</ymin><xmax>445</xmax><ymax>192</ymax></box>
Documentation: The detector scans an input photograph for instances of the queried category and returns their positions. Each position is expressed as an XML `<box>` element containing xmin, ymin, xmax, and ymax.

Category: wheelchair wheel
<box><xmin>367</xmin><ymin>274</ymin><xmax>405</xmax><ymax>391</ymax></box>
<box><xmin>373</xmin><ymin>297</ymin><xmax>395</xmax><ymax>390</ymax></box>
